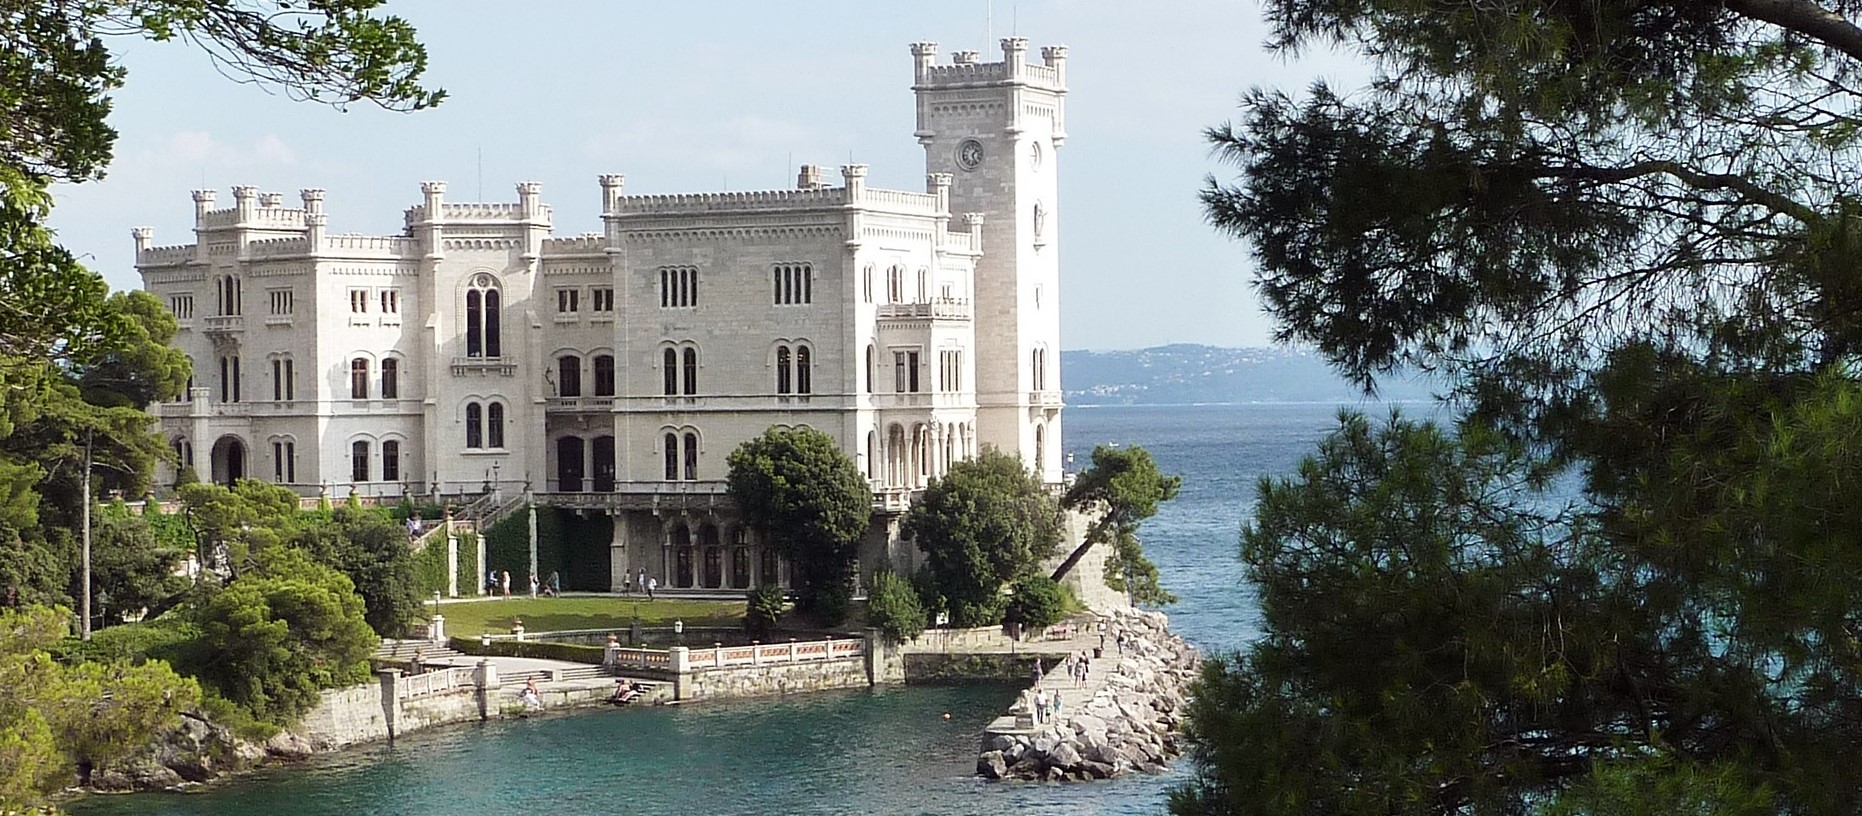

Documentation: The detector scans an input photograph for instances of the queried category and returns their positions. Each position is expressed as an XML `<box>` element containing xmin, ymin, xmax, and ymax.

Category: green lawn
<box><xmin>431</xmin><ymin>596</ymin><xmax>744</xmax><ymax>637</ymax></box>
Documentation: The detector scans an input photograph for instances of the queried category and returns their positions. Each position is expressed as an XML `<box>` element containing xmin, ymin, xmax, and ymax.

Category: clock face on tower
<box><xmin>957</xmin><ymin>139</ymin><xmax>984</xmax><ymax>171</ymax></box>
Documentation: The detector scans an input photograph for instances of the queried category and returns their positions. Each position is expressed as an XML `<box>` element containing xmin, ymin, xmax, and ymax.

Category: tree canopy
<box><xmin>905</xmin><ymin>449</ymin><xmax>1062</xmax><ymax>628</ymax></box>
<box><xmin>1059</xmin><ymin>444</ymin><xmax>1181</xmax><ymax>606</ymax></box>
<box><xmin>1187</xmin><ymin>0</ymin><xmax>1862</xmax><ymax>812</ymax></box>
<box><xmin>726</xmin><ymin>427</ymin><xmax>872</xmax><ymax>624</ymax></box>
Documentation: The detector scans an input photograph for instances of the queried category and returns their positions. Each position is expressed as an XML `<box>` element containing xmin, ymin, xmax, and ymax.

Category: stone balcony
<box><xmin>201</xmin><ymin>314</ymin><xmax>244</xmax><ymax>336</ymax></box>
<box><xmin>451</xmin><ymin>356</ymin><xmax>516</xmax><ymax>377</ymax></box>
<box><xmin>544</xmin><ymin>396</ymin><xmax>617</xmax><ymax>413</ymax></box>
<box><xmin>876</xmin><ymin>298</ymin><xmax>971</xmax><ymax>322</ymax></box>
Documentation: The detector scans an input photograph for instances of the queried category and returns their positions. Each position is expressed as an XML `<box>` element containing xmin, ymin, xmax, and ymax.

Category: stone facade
<box><xmin>132</xmin><ymin>38</ymin><xmax>1069</xmax><ymax>592</ymax></box>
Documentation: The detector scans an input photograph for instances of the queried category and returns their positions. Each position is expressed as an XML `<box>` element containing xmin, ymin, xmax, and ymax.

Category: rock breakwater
<box><xmin>976</xmin><ymin>606</ymin><xmax>1199</xmax><ymax>781</ymax></box>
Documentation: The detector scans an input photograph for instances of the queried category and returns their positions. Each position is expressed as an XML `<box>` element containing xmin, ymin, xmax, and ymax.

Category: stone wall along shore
<box><xmin>976</xmin><ymin>607</ymin><xmax>1199</xmax><ymax>781</ymax></box>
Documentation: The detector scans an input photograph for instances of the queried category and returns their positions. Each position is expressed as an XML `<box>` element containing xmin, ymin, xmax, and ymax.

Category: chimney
<box><xmin>797</xmin><ymin>164</ymin><xmax>825</xmax><ymax>190</ymax></box>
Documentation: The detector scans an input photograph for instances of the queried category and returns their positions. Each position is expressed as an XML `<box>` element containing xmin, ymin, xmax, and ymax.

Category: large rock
<box><xmin>978</xmin><ymin>750</ymin><xmax>1009</xmax><ymax>780</ymax></box>
<box><xmin>1048</xmin><ymin>741</ymin><xmax>1083</xmax><ymax>769</ymax></box>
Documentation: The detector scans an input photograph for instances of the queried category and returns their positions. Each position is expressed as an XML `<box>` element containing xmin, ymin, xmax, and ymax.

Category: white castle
<box><xmin>134</xmin><ymin>39</ymin><xmax>1069</xmax><ymax>593</ymax></box>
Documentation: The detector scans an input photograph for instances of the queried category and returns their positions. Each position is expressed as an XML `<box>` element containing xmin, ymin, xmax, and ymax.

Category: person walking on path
<box><xmin>547</xmin><ymin>570</ymin><xmax>560</xmax><ymax>598</ymax></box>
<box><xmin>1096</xmin><ymin>620</ymin><xmax>1108</xmax><ymax>650</ymax></box>
<box><xmin>646</xmin><ymin>575</ymin><xmax>657</xmax><ymax>599</ymax></box>
<box><xmin>500</xmin><ymin>570</ymin><xmax>511</xmax><ymax>599</ymax></box>
<box><xmin>636</xmin><ymin>567</ymin><xmax>647</xmax><ymax>595</ymax></box>
<box><xmin>529</xmin><ymin>573</ymin><xmax>540</xmax><ymax>599</ymax></box>
<box><xmin>1033</xmin><ymin>688</ymin><xmax>1049</xmax><ymax>725</ymax></box>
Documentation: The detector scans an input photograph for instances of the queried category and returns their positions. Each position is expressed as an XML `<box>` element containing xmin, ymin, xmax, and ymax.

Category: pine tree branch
<box><xmin>1720</xmin><ymin>0</ymin><xmax>1862</xmax><ymax>63</ymax></box>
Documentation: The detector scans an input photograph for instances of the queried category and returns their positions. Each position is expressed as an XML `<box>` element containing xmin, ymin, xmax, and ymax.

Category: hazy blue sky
<box><xmin>47</xmin><ymin>1</ymin><xmax>1365</xmax><ymax>351</ymax></box>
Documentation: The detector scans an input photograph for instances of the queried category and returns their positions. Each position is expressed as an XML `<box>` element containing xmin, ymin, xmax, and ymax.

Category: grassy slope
<box><xmin>434</xmin><ymin>596</ymin><xmax>743</xmax><ymax>637</ymax></box>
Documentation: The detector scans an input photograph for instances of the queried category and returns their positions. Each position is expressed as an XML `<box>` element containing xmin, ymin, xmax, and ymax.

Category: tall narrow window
<box><xmin>231</xmin><ymin>356</ymin><xmax>240</xmax><ymax>402</ymax></box>
<box><xmin>465</xmin><ymin>290</ymin><xmax>483</xmax><ymax>357</ymax></box>
<box><xmin>777</xmin><ymin>346</ymin><xmax>792</xmax><ymax>394</ymax></box>
<box><xmin>484</xmin><ymin>289</ymin><xmax>502</xmax><ymax>357</ymax></box>
<box><xmin>683</xmin><ymin>432</ymin><xmax>698</xmax><ymax>481</ymax></box>
<box><xmin>907</xmin><ymin>351</ymin><xmax>920</xmax><ymax>392</ymax></box>
<box><xmin>284</xmin><ymin>441</ymin><xmax>295</xmax><ymax>482</ymax></box>
<box><xmin>381</xmin><ymin>358</ymin><xmax>399</xmax><ymax>400</ymax></box>
<box><xmin>594</xmin><ymin>355</ymin><xmax>615</xmax><ymax>397</ymax></box>
<box><xmin>351</xmin><ymin>440</ymin><xmax>370</xmax><ymax>482</ymax></box>
<box><xmin>796</xmin><ymin>346</ymin><xmax>812</xmax><ymax>394</ymax></box>
<box><xmin>465</xmin><ymin>403</ymin><xmax>483</xmax><ymax>449</ymax></box>
<box><xmin>659</xmin><ymin>267</ymin><xmax>698</xmax><ymax>308</ymax></box>
<box><xmin>283</xmin><ymin>359</ymin><xmax>294</xmax><ymax>401</ymax></box>
<box><xmin>559</xmin><ymin>355</ymin><xmax>582</xmax><ymax>398</ymax></box>
<box><xmin>893</xmin><ymin>351</ymin><xmax>905</xmax><ymax>393</ymax></box>
<box><xmin>350</xmin><ymin>358</ymin><xmax>369</xmax><ymax>399</ymax></box>
<box><xmin>664</xmin><ymin>433</ymin><xmax>679</xmax><ymax>480</ymax></box>
<box><xmin>272</xmin><ymin>441</ymin><xmax>285</xmax><ymax>482</ymax></box>
<box><xmin>663</xmin><ymin>348</ymin><xmax>678</xmax><ymax>396</ymax></box>
<box><xmin>382</xmin><ymin>440</ymin><xmax>401</xmax><ymax>482</ymax></box>
<box><xmin>271</xmin><ymin>360</ymin><xmax>282</xmax><ymax>401</ymax></box>
<box><xmin>887</xmin><ymin>266</ymin><xmax>903</xmax><ymax>303</ymax></box>
<box><xmin>487</xmin><ymin>402</ymin><xmax>505</xmax><ymax>448</ymax></box>
<box><xmin>682</xmin><ymin>348</ymin><xmax>698</xmax><ymax>395</ymax></box>
<box><xmin>866</xmin><ymin>345</ymin><xmax>876</xmax><ymax>392</ymax></box>
<box><xmin>863</xmin><ymin>266</ymin><xmax>873</xmax><ymax>303</ymax></box>
<box><xmin>772</xmin><ymin>264</ymin><xmax>814</xmax><ymax>305</ymax></box>
<box><xmin>380</xmin><ymin>289</ymin><xmax>399</xmax><ymax>315</ymax></box>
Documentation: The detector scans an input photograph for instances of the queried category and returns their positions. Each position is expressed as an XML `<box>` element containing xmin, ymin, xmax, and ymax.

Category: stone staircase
<box><xmin>375</xmin><ymin>638</ymin><xmax>467</xmax><ymax>664</ymax></box>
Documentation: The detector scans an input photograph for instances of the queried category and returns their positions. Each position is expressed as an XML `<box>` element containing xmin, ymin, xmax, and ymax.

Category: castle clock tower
<box><xmin>910</xmin><ymin>38</ymin><xmax>1067</xmax><ymax>483</ymax></box>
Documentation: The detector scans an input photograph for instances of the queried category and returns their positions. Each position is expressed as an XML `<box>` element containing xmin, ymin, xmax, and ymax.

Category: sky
<box><xmin>47</xmin><ymin>0</ymin><xmax>1367</xmax><ymax>351</ymax></box>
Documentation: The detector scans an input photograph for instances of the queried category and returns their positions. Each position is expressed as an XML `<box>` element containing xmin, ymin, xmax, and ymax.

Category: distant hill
<box><xmin>1061</xmin><ymin>344</ymin><xmax>1439</xmax><ymax>406</ymax></box>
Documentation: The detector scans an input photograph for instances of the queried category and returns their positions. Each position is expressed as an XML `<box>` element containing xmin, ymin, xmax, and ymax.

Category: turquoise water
<box><xmin>75</xmin><ymin>403</ymin><xmax>1356</xmax><ymax>816</ymax></box>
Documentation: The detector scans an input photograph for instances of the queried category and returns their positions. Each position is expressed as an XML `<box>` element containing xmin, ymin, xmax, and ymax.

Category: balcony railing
<box><xmin>201</xmin><ymin>315</ymin><xmax>244</xmax><ymax>334</ymax></box>
<box><xmin>451</xmin><ymin>356</ymin><xmax>516</xmax><ymax>376</ymax></box>
<box><xmin>1028</xmin><ymin>390</ymin><xmax>1063</xmax><ymax>406</ymax></box>
<box><xmin>545</xmin><ymin>396</ymin><xmax>616</xmax><ymax>412</ymax></box>
<box><xmin>876</xmin><ymin>298</ymin><xmax>971</xmax><ymax>321</ymax></box>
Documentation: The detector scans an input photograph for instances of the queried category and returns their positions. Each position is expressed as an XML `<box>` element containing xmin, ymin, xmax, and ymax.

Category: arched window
<box><xmin>382</xmin><ymin>440</ymin><xmax>401</xmax><ymax>482</ymax></box>
<box><xmin>594</xmin><ymin>355</ymin><xmax>615</xmax><ymax>397</ymax></box>
<box><xmin>916</xmin><ymin>268</ymin><xmax>927</xmax><ymax>303</ymax></box>
<box><xmin>759</xmin><ymin>548</ymin><xmax>781</xmax><ymax>587</ymax></box>
<box><xmin>663</xmin><ymin>348</ymin><xmax>678</xmax><ymax>396</ymax></box>
<box><xmin>683</xmin><ymin>432</ymin><xmax>698</xmax><ymax>481</ymax></box>
<box><xmin>865</xmin><ymin>344</ymin><xmax>876</xmax><ymax>392</ymax></box>
<box><xmin>465</xmin><ymin>403</ymin><xmax>483</xmax><ymax>448</ymax></box>
<box><xmin>887</xmin><ymin>265</ymin><xmax>903</xmax><ymax>303</ymax></box>
<box><xmin>682</xmin><ymin>348</ymin><xmax>698</xmax><ymax>395</ymax></box>
<box><xmin>350</xmin><ymin>358</ymin><xmax>369</xmax><ymax>399</ymax></box>
<box><xmin>863</xmin><ymin>265</ymin><xmax>874</xmax><ymax>304</ymax></box>
<box><xmin>663</xmin><ymin>433</ymin><xmax>679</xmax><ymax>480</ymax></box>
<box><xmin>487</xmin><ymin>402</ymin><xmax>505</xmax><ymax>448</ymax></box>
<box><xmin>1034</xmin><ymin>424</ymin><xmax>1046</xmax><ymax>475</ymax></box>
<box><xmin>559</xmin><ymin>355</ymin><xmax>582</xmax><ymax>398</ymax></box>
<box><xmin>465</xmin><ymin>276</ymin><xmax>502</xmax><ymax>358</ymax></box>
<box><xmin>796</xmin><ymin>346</ymin><xmax>812</xmax><ymax>394</ymax></box>
<box><xmin>351</xmin><ymin>440</ymin><xmax>370</xmax><ymax>482</ymax></box>
<box><xmin>381</xmin><ymin>358</ymin><xmax>399</xmax><ymax>400</ymax></box>
<box><xmin>776</xmin><ymin>346</ymin><xmax>792</xmax><ymax>394</ymax></box>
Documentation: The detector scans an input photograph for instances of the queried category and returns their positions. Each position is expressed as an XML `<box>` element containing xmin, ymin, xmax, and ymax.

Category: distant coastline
<box><xmin>1061</xmin><ymin>344</ymin><xmax>1442</xmax><ymax>406</ymax></box>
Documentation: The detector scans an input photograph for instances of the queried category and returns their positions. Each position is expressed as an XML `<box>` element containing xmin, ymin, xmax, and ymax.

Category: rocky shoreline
<box><xmin>977</xmin><ymin>606</ymin><xmax>1200</xmax><ymax>781</ymax></box>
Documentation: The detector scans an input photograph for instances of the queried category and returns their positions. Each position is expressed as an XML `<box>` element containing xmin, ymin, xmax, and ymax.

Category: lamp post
<box><xmin>492</xmin><ymin>460</ymin><xmax>502</xmax><ymax>503</ymax></box>
<box><xmin>674</xmin><ymin>618</ymin><xmax>684</xmax><ymax>646</ymax></box>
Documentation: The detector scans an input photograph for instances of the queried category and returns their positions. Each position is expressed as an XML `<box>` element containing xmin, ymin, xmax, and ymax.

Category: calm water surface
<box><xmin>75</xmin><ymin>402</ymin><xmax>1367</xmax><ymax>816</ymax></box>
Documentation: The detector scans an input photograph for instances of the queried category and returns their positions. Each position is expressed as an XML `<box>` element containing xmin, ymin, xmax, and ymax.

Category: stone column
<box><xmin>377</xmin><ymin>668</ymin><xmax>402</xmax><ymax>741</ymax></box>
<box><xmin>609</xmin><ymin>511</ymin><xmax>629</xmax><ymax>591</ymax></box>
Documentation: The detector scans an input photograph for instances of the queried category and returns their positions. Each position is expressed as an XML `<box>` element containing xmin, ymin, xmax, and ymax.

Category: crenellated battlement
<box><xmin>911</xmin><ymin>38</ymin><xmax>1066</xmax><ymax>91</ymax></box>
<box><xmin>196</xmin><ymin>205</ymin><xmax>311</xmax><ymax>231</ymax></box>
<box><xmin>137</xmin><ymin>244</ymin><xmax>195</xmax><ymax>267</ymax></box>
<box><xmin>541</xmin><ymin>234</ymin><xmax>607</xmax><ymax>255</ymax></box>
<box><xmin>614</xmin><ymin>183</ymin><xmax>942</xmax><ymax>218</ymax></box>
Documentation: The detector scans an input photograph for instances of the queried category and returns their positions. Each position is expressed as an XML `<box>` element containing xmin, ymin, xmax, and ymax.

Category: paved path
<box><xmin>985</xmin><ymin>614</ymin><xmax>1126</xmax><ymax>735</ymax></box>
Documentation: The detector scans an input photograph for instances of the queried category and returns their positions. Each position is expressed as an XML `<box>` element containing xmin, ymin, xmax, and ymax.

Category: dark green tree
<box><xmin>725</xmin><ymin>427</ymin><xmax>872</xmax><ymax>625</ymax></box>
<box><xmin>1187</xmin><ymin>0</ymin><xmax>1862</xmax><ymax>812</ymax></box>
<box><xmin>89</xmin><ymin>506</ymin><xmax>189</xmax><ymax>623</ymax></box>
<box><xmin>1059</xmin><ymin>444</ymin><xmax>1181</xmax><ymax>606</ymax></box>
<box><xmin>190</xmin><ymin>548</ymin><xmax>375</xmax><ymax>723</ymax></box>
<box><xmin>294</xmin><ymin>506</ymin><xmax>419</xmax><ymax>638</ymax></box>
<box><xmin>904</xmin><ymin>449</ymin><xmax>1062</xmax><ymax>627</ymax></box>
<box><xmin>864</xmin><ymin>570</ymin><xmax>925</xmax><ymax>643</ymax></box>
<box><xmin>1004</xmin><ymin>573</ymin><xmax>1067</xmax><ymax>629</ymax></box>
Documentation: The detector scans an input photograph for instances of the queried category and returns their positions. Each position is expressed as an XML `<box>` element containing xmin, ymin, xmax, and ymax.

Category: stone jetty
<box><xmin>976</xmin><ymin>606</ymin><xmax>1199</xmax><ymax>781</ymax></box>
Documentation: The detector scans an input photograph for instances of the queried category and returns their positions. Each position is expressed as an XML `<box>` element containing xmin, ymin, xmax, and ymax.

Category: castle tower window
<box><xmin>662</xmin><ymin>348</ymin><xmax>678</xmax><ymax>396</ymax></box>
<box><xmin>487</xmin><ymin>402</ymin><xmax>505</xmax><ymax>448</ymax></box>
<box><xmin>558</xmin><ymin>355</ymin><xmax>582</xmax><ymax>398</ymax></box>
<box><xmin>777</xmin><ymin>346</ymin><xmax>792</xmax><ymax>394</ymax></box>
<box><xmin>556</xmin><ymin>288</ymin><xmax>579</xmax><ymax>314</ymax></box>
<box><xmin>465</xmin><ymin>403</ymin><xmax>483</xmax><ymax>449</ymax></box>
<box><xmin>659</xmin><ymin>266</ymin><xmax>697</xmax><ymax>308</ymax></box>
<box><xmin>381</xmin><ymin>358</ymin><xmax>399</xmax><ymax>400</ymax></box>
<box><xmin>663</xmin><ymin>433</ymin><xmax>678</xmax><ymax>480</ymax></box>
<box><xmin>382</xmin><ymin>440</ymin><xmax>401</xmax><ymax>482</ymax></box>
<box><xmin>773</xmin><ymin>264</ymin><xmax>813</xmax><ymax>305</ymax></box>
<box><xmin>594</xmin><ymin>355</ymin><xmax>615</xmax><ymax>397</ymax></box>
<box><xmin>231</xmin><ymin>356</ymin><xmax>240</xmax><ymax>402</ymax></box>
<box><xmin>865</xmin><ymin>345</ymin><xmax>876</xmax><ymax>392</ymax></box>
<box><xmin>683</xmin><ymin>432</ymin><xmax>698</xmax><ymax>481</ymax></box>
<box><xmin>284</xmin><ymin>359</ymin><xmax>292</xmax><ymax>400</ymax></box>
<box><xmin>887</xmin><ymin>266</ymin><xmax>903</xmax><ymax>303</ymax></box>
<box><xmin>795</xmin><ymin>346</ymin><xmax>812</xmax><ymax>394</ymax></box>
<box><xmin>350</xmin><ymin>358</ymin><xmax>369</xmax><ymax>399</ymax></box>
<box><xmin>682</xmin><ymin>348</ymin><xmax>698</xmax><ymax>395</ymax></box>
<box><xmin>349</xmin><ymin>288</ymin><xmax>368</xmax><ymax>313</ymax></box>
<box><xmin>863</xmin><ymin>266</ymin><xmax>874</xmax><ymax>304</ymax></box>
<box><xmin>465</xmin><ymin>276</ymin><xmax>502</xmax><ymax>358</ymax></box>
<box><xmin>351</xmin><ymin>440</ymin><xmax>370</xmax><ymax>482</ymax></box>
<box><xmin>272</xmin><ymin>359</ymin><xmax>283</xmax><ymax>401</ymax></box>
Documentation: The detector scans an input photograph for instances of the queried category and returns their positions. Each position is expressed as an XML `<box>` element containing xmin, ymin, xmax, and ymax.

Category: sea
<box><xmin>73</xmin><ymin>401</ymin><xmax>1380</xmax><ymax>816</ymax></box>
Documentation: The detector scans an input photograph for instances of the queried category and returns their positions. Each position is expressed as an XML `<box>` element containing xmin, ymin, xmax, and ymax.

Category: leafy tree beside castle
<box><xmin>1184</xmin><ymin>0</ymin><xmax>1862</xmax><ymax>811</ymax></box>
<box><xmin>1059</xmin><ymin>444</ymin><xmax>1180</xmax><ymax>606</ymax></box>
<box><xmin>905</xmin><ymin>449</ymin><xmax>1062</xmax><ymax>628</ymax></box>
<box><xmin>726</xmin><ymin>427</ymin><xmax>872</xmax><ymax>626</ymax></box>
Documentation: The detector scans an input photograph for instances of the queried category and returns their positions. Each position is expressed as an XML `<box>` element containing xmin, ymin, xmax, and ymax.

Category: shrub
<box><xmin>866</xmin><ymin>570</ymin><xmax>926</xmax><ymax>643</ymax></box>
<box><xmin>1005</xmin><ymin>574</ymin><xmax>1067</xmax><ymax>629</ymax></box>
<box><xmin>744</xmin><ymin>585</ymin><xmax>786</xmax><ymax>639</ymax></box>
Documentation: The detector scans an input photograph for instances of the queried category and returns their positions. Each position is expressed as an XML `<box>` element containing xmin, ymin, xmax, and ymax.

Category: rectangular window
<box><xmin>772</xmin><ymin>264</ymin><xmax>813</xmax><ymax>305</ymax></box>
<box><xmin>894</xmin><ymin>352</ymin><xmax>906</xmax><ymax>393</ymax></box>
<box><xmin>659</xmin><ymin>267</ymin><xmax>697</xmax><ymax>308</ymax></box>
<box><xmin>557</xmin><ymin>288</ymin><xmax>580</xmax><ymax>313</ymax></box>
<box><xmin>351</xmin><ymin>441</ymin><xmax>369</xmax><ymax>482</ymax></box>
<box><xmin>273</xmin><ymin>442</ymin><xmax>284</xmax><ymax>482</ymax></box>
<box><xmin>272</xmin><ymin>360</ymin><xmax>282</xmax><ymax>401</ymax></box>
<box><xmin>285</xmin><ymin>442</ymin><xmax>295</xmax><ymax>483</ymax></box>
<box><xmin>231</xmin><ymin>355</ymin><xmax>241</xmax><ymax>402</ymax></box>
<box><xmin>349</xmin><ymin>289</ymin><xmax>368</xmax><ymax>313</ymax></box>
<box><xmin>283</xmin><ymin>359</ymin><xmax>294</xmax><ymax>401</ymax></box>
<box><xmin>379</xmin><ymin>289</ymin><xmax>399</xmax><ymax>315</ymax></box>
<box><xmin>269</xmin><ymin>289</ymin><xmax>293</xmax><ymax>315</ymax></box>
<box><xmin>382</xmin><ymin>440</ymin><xmax>400</xmax><ymax>482</ymax></box>
<box><xmin>591</xmin><ymin>288</ymin><xmax>614</xmax><ymax>312</ymax></box>
<box><xmin>381</xmin><ymin>358</ymin><xmax>399</xmax><ymax>400</ymax></box>
<box><xmin>907</xmin><ymin>351</ymin><xmax>920</xmax><ymax>393</ymax></box>
<box><xmin>170</xmin><ymin>294</ymin><xmax>194</xmax><ymax>319</ymax></box>
<box><xmin>350</xmin><ymin>359</ymin><xmax>369</xmax><ymax>399</ymax></box>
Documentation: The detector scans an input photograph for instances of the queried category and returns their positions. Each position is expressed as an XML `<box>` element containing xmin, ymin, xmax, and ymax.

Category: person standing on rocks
<box><xmin>1034</xmin><ymin>688</ymin><xmax>1049</xmax><ymax>724</ymax></box>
